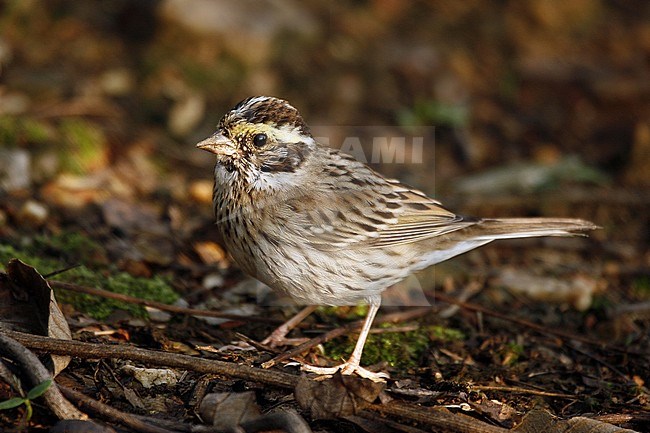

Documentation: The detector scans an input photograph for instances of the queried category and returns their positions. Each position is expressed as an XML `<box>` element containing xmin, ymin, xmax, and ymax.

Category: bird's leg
<box><xmin>301</xmin><ymin>302</ymin><xmax>388</xmax><ymax>382</ymax></box>
<box><xmin>261</xmin><ymin>305</ymin><xmax>317</xmax><ymax>348</ymax></box>
<box><xmin>339</xmin><ymin>302</ymin><xmax>379</xmax><ymax>374</ymax></box>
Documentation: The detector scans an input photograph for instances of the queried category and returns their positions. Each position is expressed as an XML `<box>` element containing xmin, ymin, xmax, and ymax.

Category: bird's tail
<box><xmin>470</xmin><ymin>218</ymin><xmax>599</xmax><ymax>241</ymax></box>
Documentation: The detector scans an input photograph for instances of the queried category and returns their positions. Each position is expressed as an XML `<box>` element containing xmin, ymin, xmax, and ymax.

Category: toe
<box><xmin>301</xmin><ymin>362</ymin><xmax>388</xmax><ymax>382</ymax></box>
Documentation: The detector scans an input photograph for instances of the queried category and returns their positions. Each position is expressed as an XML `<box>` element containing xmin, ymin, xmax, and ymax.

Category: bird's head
<box><xmin>197</xmin><ymin>96</ymin><xmax>316</xmax><ymax>191</ymax></box>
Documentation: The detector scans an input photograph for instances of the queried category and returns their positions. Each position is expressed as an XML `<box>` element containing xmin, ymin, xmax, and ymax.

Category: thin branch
<box><xmin>42</xmin><ymin>264</ymin><xmax>82</xmax><ymax>279</ymax></box>
<box><xmin>438</xmin><ymin>280</ymin><xmax>484</xmax><ymax>319</ymax></box>
<box><xmin>50</xmin><ymin>280</ymin><xmax>285</xmax><ymax>325</ymax></box>
<box><xmin>594</xmin><ymin>413</ymin><xmax>650</xmax><ymax>425</ymax></box>
<box><xmin>471</xmin><ymin>385</ymin><xmax>576</xmax><ymax>399</ymax></box>
<box><xmin>4</xmin><ymin>330</ymin><xmax>299</xmax><ymax>389</ymax></box>
<box><xmin>368</xmin><ymin>400</ymin><xmax>510</xmax><ymax>433</ymax></box>
<box><xmin>0</xmin><ymin>332</ymin><xmax>86</xmax><ymax>420</ymax></box>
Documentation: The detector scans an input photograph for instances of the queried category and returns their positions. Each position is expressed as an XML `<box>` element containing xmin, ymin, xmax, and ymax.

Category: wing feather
<box><xmin>274</xmin><ymin>154</ymin><xmax>478</xmax><ymax>250</ymax></box>
<box><xmin>368</xmin><ymin>180</ymin><xmax>477</xmax><ymax>248</ymax></box>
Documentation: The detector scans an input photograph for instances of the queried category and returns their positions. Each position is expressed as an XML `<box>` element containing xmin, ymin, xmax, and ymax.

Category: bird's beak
<box><xmin>196</xmin><ymin>132</ymin><xmax>236</xmax><ymax>156</ymax></box>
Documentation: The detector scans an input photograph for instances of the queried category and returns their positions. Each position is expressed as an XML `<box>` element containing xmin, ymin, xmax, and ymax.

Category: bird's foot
<box><xmin>300</xmin><ymin>361</ymin><xmax>389</xmax><ymax>382</ymax></box>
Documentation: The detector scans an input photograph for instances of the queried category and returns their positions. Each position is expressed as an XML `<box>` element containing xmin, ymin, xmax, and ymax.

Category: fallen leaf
<box><xmin>0</xmin><ymin>259</ymin><xmax>72</xmax><ymax>375</ymax></box>
<box><xmin>469</xmin><ymin>397</ymin><xmax>517</xmax><ymax>425</ymax></box>
<box><xmin>295</xmin><ymin>371</ymin><xmax>385</xmax><ymax>419</ymax></box>
<box><xmin>198</xmin><ymin>391</ymin><xmax>261</xmax><ymax>428</ymax></box>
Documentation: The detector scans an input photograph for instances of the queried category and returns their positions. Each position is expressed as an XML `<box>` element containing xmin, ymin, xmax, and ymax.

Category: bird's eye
<box><xmin>253</xmin><ymin>133</ymin><xmax>267</xmax><ymax>147</ymax></box>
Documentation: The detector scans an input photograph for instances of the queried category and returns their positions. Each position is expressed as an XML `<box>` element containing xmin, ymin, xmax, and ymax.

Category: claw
<box><xmin>301</xmin><ymin>361</ymin><xmax>389</xmax><ymax>382</ymax></box>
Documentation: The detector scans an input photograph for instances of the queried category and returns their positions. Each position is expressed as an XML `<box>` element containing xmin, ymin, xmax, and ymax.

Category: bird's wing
<box><xmin>368</xmin><ymin>181</ymin><xmax>478</xmax><ymax>248</ymax></box>
<box><xmin>274</xmin><ymin>160</ymin><xmax>477</xmax><ymax>251</ymax></box>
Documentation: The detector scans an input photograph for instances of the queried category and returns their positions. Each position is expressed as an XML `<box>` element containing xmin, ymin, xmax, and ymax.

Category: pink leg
<box><xmin>301</xmin><ymin>302</ymin><xmax>388</xmax><ymax>381</ymax></box>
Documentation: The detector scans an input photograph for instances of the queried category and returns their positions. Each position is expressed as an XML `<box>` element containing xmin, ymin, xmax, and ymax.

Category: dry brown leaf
<box><xmin>295</xmin><ymin>371</ymin><xmax>385</xmax><ymax>419</ymax></box>
<box><xmin>0</xmin><ymin>259</ymin><xmax>72</xmax><ymax>376</ymax></box>
<box><xmin>198</xmin><ymin>391</ymin><xmax>261</xmax><ymax>429</ymax></box>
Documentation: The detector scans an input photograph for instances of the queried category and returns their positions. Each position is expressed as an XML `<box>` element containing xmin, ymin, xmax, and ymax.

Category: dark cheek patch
<box><xmin>259</xmin><ymin>142</ymin><xmax>310</xmax><ymax>173</ymax></box>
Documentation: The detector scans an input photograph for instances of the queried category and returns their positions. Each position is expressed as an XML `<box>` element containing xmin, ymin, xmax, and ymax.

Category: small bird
<box><xmin>197</xmin><ymin>96</ymin><xmax>597</xmax><ymax>381</ymax></box>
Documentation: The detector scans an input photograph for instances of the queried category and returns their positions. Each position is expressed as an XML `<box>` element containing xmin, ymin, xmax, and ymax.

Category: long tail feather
<box><xmin>471</xmin><ymin>218</ymin><xmax>599</xmax><ymax>241</ymax></box>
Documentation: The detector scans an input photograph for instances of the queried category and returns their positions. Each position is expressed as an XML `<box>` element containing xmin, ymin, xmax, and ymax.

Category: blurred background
<box><xmin>2</xmin><ymin>2</ymin><xmax>648</xmax><ymax>200</ymax></box>
<box><xmin>2</xmin><ymin>0</ymin><xmax>648</xmax><ymax>271</ymax></box>
<box><xmin>1</xmin><ymin>0</ymin><xmax>649</xmax><ymax>312</ymax></box>
<box><xmin>1</xmin><ymin>0</ymin><xmax>650</xmax><ymax>425</ymax></box>
<box><xmin>0</xmin><ymin>0</ymin><xmax>650</xmax><ymax>266</ymax></box>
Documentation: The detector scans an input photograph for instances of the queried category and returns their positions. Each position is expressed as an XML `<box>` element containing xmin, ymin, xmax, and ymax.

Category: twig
<box><xmin>471</xmin><ymin>385</ymin><xmax>576</xmax><ymax>399</ymax></box>
<box><xmin>594</xmin><ymin>413</ymin><xmax>650</xmax><ymax>425</ymax></box>
<box><xmin>262</xmin><ymin>307</ymin><xmax>434</xmax><ymax>368</ymax></box>
<box><xmin>369</xmin><ymin>325</ymin><xmax>420</xmax><ymax>334</ymax></box>
<box><xmin>42</xmin><ymin>264</ymin><xmax>82</xmax><ymax>279</ymax></box>
<box><xmin>234</xmin><ymin>332</ymin><xmax>282</xmax><ymax>354</ymax></box>
<box><xmin>50</xmin><ymin>280</ymin><xmax>285</xmax><ymax>325</ymax></box>
<box><xmin>438</xmin><ymin>280</ymin><xmax>484</xmax><ymax>319</ymax></box>
<box><xmin>368</xmin><ymin>400</ymin><xmax>510</xmax><ymax>433</ymax></box>
<box><xmin>0</xmin><ymin>332</ymin><xmax>86</xmax><ymax>420</ymax></box>
<box><xmin>4</xmin><ymin>330</ymin><xmax>299</xmax><ymax>389</ymax></box>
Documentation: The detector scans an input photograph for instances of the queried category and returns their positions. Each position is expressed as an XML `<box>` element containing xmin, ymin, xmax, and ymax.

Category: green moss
<box><xmin>632</xmin><ymin>276</ymin><xmax>650</xmax><ymax>299</ymax></box>
<box><xmin>316</xmin><ymin>305</ymin><xmax>370</xmax><ymax>321</ymax></box>
<box><xmin>427</xmin><ymin>325</ymin><xmax>466</xmax><ymax>342</ymax></box>
<box><xmin>31</xmin><ymin>232</ymin><xmax>104</xmax><ymax>266</ymax></box>
<box><xmin>0</xmin><ymin>244</ymin><xmax>62</xmax><ymax>275</ymax></box>
<box><xmin>500</xmin><ymin>342</ymin><xmax>525</xmax><ymax>366</ymax></box>
<box><xmin>324</xmin><ymin>323</ymin><xmax>465</xmax><ymax>370</ymax></box>
<box><xmin>55</xmin><ymin>270</ymin><xmax>177</xmax><ymax>320</ymax></box>
<box><xmin>58</xmin><ymin>118</ymin><xmax>107</xmax><ymax>174</ymax></box>
<box><xmin>0</xmin><ymin>115</ymin><xmax>53</xmax><ymax>146</ymax></box>
<box><xmin>22</xmin><ymin>118</ymin><xmax>53</xmax><ymax>144</ymax></box>
<box><xmin>0</xmin><ymin>232</ymin><xmax>178</xmax><ymax>320</ymax></box>
<box><xmin>0</xmin><ymin>232</ymin><xmax>105</xmax><ymax>272</ymax></box>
